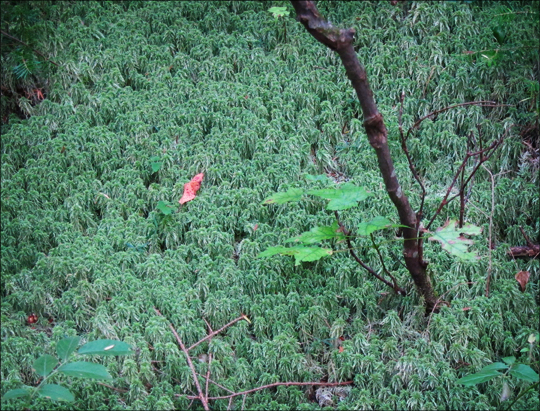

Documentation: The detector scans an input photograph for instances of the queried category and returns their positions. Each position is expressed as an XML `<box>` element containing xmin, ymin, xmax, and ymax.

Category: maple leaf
<box><xmin>179</xmin><ymin>173</ymin><xmax>204</xmax><ymax>204</ymax></box>
<box><xmin>428</xmin><ymin>219</ymin><xmax>482</xmax><ymax>261</ymax></box>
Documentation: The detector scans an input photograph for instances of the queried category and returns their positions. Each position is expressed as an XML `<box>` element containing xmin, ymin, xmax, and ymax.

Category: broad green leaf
<box><xmin>58</xmin><ymin>362</ymin><xmax>112</xmax><ymax>380</ymax></box>
<box><xmin>150</xmin><ymin>156</ymin><xmax>162</xmax><ymax>173</ymax></box>
<box><xmin>357</xmin><ymin>216</ymin><xmax>407</xmax><ymax>236</ymax></box>
<box><xmin>262</xmin><ymin>188</ymin><xmax>304</xmax><ymax>205</ymax></box>
<box><xmin>457</xmin><ymin>370</ymin><xmax>501</xmax><ymax>386</ymax></box>
<box><xmin>157</xmin><ymin>201</ymin><xmax>175</xmax><ymax>215</ymax></box>
<box><xmin>290</xmin><ymin>246</ymin><xmax>332</xmax><ymax>265</ymax></box>
<box><xmin>78</xmin><ymin>339</ymin><xmax>133</xmax><ymax>356</ymax></box>
<box><xmin>33</xmin><ymin>355</ymin><xmax>58</xmax><ymax>377</ymax></box>
<box><xmin>286</xmin><ymin>222</ymin><xmax>345</xmax><ymax>244</ymax></box>
<box><xmin>258</xmin><ymin>245</ymin><xmax>332</xmax><ymax>265</ymax></box>
<box><xmin>269</xmin><ymin>6</ymin><xmax>289</xmax><ymax>18</ymax></box>
<box><xmin>308</xmin><ymin>183</ymin><xmax>372</xmax><ymax>210</ymax></box>
<box><xmin>305</xmin><ymin>174</ymin><xmax>330</xmax><ymax>183</ymax></box>
<box><xmin>2</xmin><ymin>388</ymin><xmax>31</xmax><ymax>400</ymax></box>
<box><xmin>428</xmin><ymin>220</ymin><xmax>482</xmax><ymax>261</ymax></box>
<box><xmin>37</xmin><ymin>384</ymin><xmax>75</xmax><ymax>402</ymax></box>
<box><xmin>258</xmin><ymin>246</ymin><xmax>296</xmax><ymax>258</ymax></box>
<box><xmin>509</xmin><ymin>364</ymin><xmax>539</xmax><ymax>383</ymax></box>
<box><xmin>502</xmin><ymin>356</ymin><xmax>516</xmax><ymax>365</ymax></box>
<box><xmin>481</xmin><ymin>362</ymin><xmax>508</xmax><ymax>372</ymax></box>
<box><xmin>56</xmin><ymin>337</ymin><xmax>80</xmax><ymax>361</ymax></box>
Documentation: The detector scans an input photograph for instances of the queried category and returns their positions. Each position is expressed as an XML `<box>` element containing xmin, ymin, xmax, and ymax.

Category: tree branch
<box><xmin>153</xmin><ymin>307</ymin><xmax>210</xmax><ymax>411</ymax></box>
<box><xmin>0</xmin><ymin>29</ymin><xmax>59</xmax><ymax>66</ymax></box>
<box><xmin>183</xmin><ymin>380</ymin><xmax>354</xmax><ymax>401</ymax></box>
<box><xmin>292</xmin><ymin>0</ymin><xmax>435</xmax><ymax>311</ymax></box>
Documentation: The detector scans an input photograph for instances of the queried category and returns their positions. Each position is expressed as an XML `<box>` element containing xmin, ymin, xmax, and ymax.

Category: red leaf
<box><xmin>462</xmin><ymin>307</ymin><xmax>471</xmax><ymax>311</ymax></box>
<box><xmin>27</xmin><ymin>314</ymin><xmax>38</xmax><ymax>324</ymax></box>
<box><xmin>179</xmin><ymin>173</ymin><xmax>204</xmax><ymax>204</ymax></box>
<box><xmin>253</xmin><ymin>224</ymin><xmax>258</xmax><ymax>231</ymax></box>
<box><xmin>515</xmin><ymin>270</ymin><xmax>530</xmax><ymax>292</ymax></box>
<box><xmin>338</xmin><ymin>346</ymin><xmax>344</xmax><ymax>353</ymax></box>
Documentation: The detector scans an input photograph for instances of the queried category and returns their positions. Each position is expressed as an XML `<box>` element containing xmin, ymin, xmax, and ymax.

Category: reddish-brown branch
<box><xmin>507</xmin><ymin>245</ymin><xmax>540</xmax><ymax>258</ymax></box>
<box><xmin>188</xmin><ymin>314</ymin><xmax>249</xmax><ymax>351</ymax></box>
<box><xmin>154</xmin><ymin>307</ymin><xmax>210</xmax><ymax>411</ymax></box>
<box><xmin>334</xmin><ymin>211</ymin><xmax>406</xmax><ymax>295</ymax></box>
<box><xmin>183</xmin><ymin>380</ymin><xmax>354</xmax><ymax>401</ymax></box>
<box><xmin>406</xmin><ymin>101</ymin><xmax>511</xmax><ymax>140</ymax></box>
<box><xmin>292</xmin><ymin>0</ymin><xmax>435</xmax><ymax>311</ymax></box>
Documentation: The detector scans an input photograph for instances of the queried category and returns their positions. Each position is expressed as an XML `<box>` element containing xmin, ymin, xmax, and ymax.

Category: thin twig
<box><xmin>183</xmin><ymin>380</ymin><xmax>354</xmax><ymax>401</ymax></box>
<box><xmin>334</xmin><ymin>211</ymin><xmax>406</xmax><ymax>295</ymax></box>
<box><xmin>0</xmin><ymin>30</ymin><xmax>59</xmax><ymax>66</ymax></box>
<box><xmin>205</xmin><ymin>353</ymin><xmax>212</xmax><ymax>404</ymax></box>
<box><xmin>369</xmin><ymin>232</ymin><xmax>401</xmax><ymax>290</ymax></box>
<box><xmin>407</xmin><ymin>101</ymin><xmax>510</xmax><ymax>140</ymax></box>
<box><xmin>482</xmin><ymin>164</ymin><xmax>495</xmax><ymax>297</ymax></box>
<box><xmin>519</xmin><ymin>226</ymin><xmax>535</xmax><ymax>248</ymax></box>
<box><xmin>188</xmin><ymin>314</ymin><xmax>250</xmax><ymax>351</ymax></box>
<box><xmin>196</xmin><ymin>373</ymin><xmax>235</xmax><ymax>394</ymax></box>
<box><xmin>398</xmin><ymin>92</ymin><xmax>427</xmax><ymax>221</ymax></box>
<box><xmin>97</xmin><ymin>382</ymin><xmax>128</xmax><ymax>393</ymax></box>
<box><xmin>153</xmin><ymin>307</ymin><xmax>210</xmax><ymax>411</ymax></box>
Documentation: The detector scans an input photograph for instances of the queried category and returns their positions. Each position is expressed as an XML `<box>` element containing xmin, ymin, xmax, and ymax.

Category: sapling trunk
<box><xmin>291</xmin><ymin>0</ymin><xmax>438</xmax><ymax>313</ymax></box>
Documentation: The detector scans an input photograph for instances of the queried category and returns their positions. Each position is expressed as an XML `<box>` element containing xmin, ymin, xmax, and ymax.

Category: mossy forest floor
<box><xmin>1</xmin><ymin>1</ymin><xmax>538</xmax><ymax>410</ymax></box>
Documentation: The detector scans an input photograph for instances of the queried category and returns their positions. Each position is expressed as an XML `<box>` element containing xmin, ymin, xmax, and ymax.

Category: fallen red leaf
<box><xmin>253</xmin><ymin>224</ymin><xmax>258</xmax><ymax>231</ymax></box>
<box><xmin>462</xmin><ymin>307</ymin><xmax>471</xmax><ymax>311</ymax></box>
<box><xmin>515</xmin><ymin>270</ymin><xmax>530</xmax><ymax>292</ymax></box>
<box><xmin>179</xmin><ymin>173</ymin><xmax>204</xmax><ymax>204</ymax></box>
<box><xmin>27</xmin><ymin>314</ymin><xmax>38</xmax><ymax>324</ymax></box>
<box><xmin>338</xmin><ymin>346</ymin><xmax>344</xmax><ymax>353</ymax></box>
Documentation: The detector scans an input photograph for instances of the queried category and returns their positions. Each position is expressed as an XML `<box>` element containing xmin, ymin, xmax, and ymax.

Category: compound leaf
<box><xmin>2</xmin><ymin>388</ymin><xmax>32</xmax><ymax>400</ymax></box>
<box><xmin>58</xmin><ymin>362</ymin><xmax>112</xmax><ymax>380</ymax></box>
<box><xmin>37</xmin><ymin>384</ymin><xmax>75</xmax><ymax>402</ymax></box>
<box><xmin>457</xmin><ymin>370</ymin><xmax>501</xmax><ymax>386</ymax></box>
<box><xmin>509</xmin><ymin>364</ymin><xmax>539</xmax><ymax>383</ymax></box>
<box><xmin>262</xmin><ymin>188</ymin><xmax>304</xmax><ymax>205</ymax></box>
<box><xmin>428</xmin><ymin>220</ymin><xmax>482</xmax><ymax>260</ymax></box>
<box><xmin>308</xmin><ymin>183</ymin><xmax>372</xmax><ymax>210</ymax></box>
<box><xmin>286</xmin><ymin>222</ymin><xmax>345</xmax><ymax>244</ymax></box>
<box><xmin>56</xmin><ymin>337</ymin><xmax>80</xmax><ymax>361</ymax></box>
<box><xmin>78</xmin><ymin>339</ymin><xmax>133</xmax><ymax>356</ymax></box>
<box><xmin>33</xmin><ymin>355</ymin><xmax>58</xmax><ymax>377</ymax></box>
<box><xmin>258</xmin><ymin>246</ymin><xmax>332</xmax><ymax>265</ymax></box>
<box><xmin>357</xmin><ymin>216</ymin><xmax>407</xmax><ymax>236</ymax></box>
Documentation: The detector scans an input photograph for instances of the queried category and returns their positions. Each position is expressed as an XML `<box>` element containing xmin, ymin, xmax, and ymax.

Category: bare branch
<box><xmin>188</xmin><ymin>314</ymin><xmax>250</xmax><ymax>351</ymax></box>
<box><xmin>183</xmin><ymin>380</ymin><xmax>354</xmax><ymax>401</ymax></box>
<box><xmin>153</xmin><ymin>307</ymin><xmax>210</xmax><ymax>411</ymax></box>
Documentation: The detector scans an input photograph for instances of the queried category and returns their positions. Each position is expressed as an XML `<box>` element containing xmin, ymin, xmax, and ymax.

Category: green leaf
<box><xmin>428</xmin><ymin>220</ymin><xmax>482</xmax><ymax>261</ymax></box>
<box><xmin>33</xmin><ymin>355</ymin><xmax>58</xmax><ymax>377</ymax></box>
<box><xmin>286</xmin><ymin>222</ymin><xmax>345</xmax><ymax>244</ymax></box>
<box><xmin>257</xmin><ymin>246</ymin><xmax>292</xmax><ymax>258</ymax></box>
<box><xmin>509</xmin><ymin>364</ymin><xmax>539</xmax><ymax>383</ymax></box>
<box><xmin>258</xmin><ymin>245</ymin><xmax>332</xmax><ymax>265</ymax></box>
<box><xmin>56</xmin><ymin>337</ymin><xmax>80</xmax><ymax>361</ymax></box>
<box><xmin>58</xmin><ymin>362</ymin><xmax>112</xmax><ymax>380</ymax></box>
<box><xmin>269</xmin><ymin>6</ymin><xmax>289</xmax><ymax>18</ymax></box>
<box><xmin>262</xmin><ymin>188</ymin><xmax>304</xmax><ymax>205</ymax></box>
<box><xmin>78</xmin><ymin>339</ymin><xmax>133</xmax><ymax>356</ymax></box>
<box><xmin>357</xmin><ymin>216</ymin><xmax>407</xmax><ymax>236</ymax></box>
<box><xmin>2</xmin><ymin>388</ymin><xmax>31</xmax><ymax>400</ymax></box>
<box><xmin>305</xmin><ymin>174</ymin><xmax>331</xmax><ymax>183</ymax></box>
<box><xmin>157</xmin><ymin>201</ymin><xmax>175</xmax><ymax>215</ymax></box>
<box><xmin>150</xmin><ymin>156</ymin><xmax>162</xmax><ymax>172</ymax></box>
<box><xmin>457</xmin><ymin>370</ymin><xmax>501</xmax><ymax>386</ymax></box>
<box><xmin>308</xmin><ymin>183</ymin><xmax>372</xmax><ymax>210</ymax></box>
<box><xmin>37</xmin><ymin>384</ymin><xmax>75</xmax><ymax>402</ymax></box>
<box><xmin>290</xmin><ymin>246</ymin><xmax>332</xmax><ymax>265</ymax></box>
<box><xmin>502</xmin><ymin>356</ymin><xmax>516</xmax><ymax>366</ymax></box>
<box><xmin>481</xmin><ymin>362</ymin><xmax>508</xmax><ymax>372</ymax></box>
